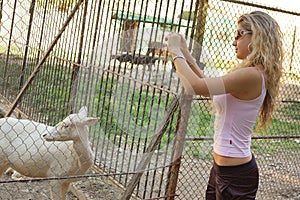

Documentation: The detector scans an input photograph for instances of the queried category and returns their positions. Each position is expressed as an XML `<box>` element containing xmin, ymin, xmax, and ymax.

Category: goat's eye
<box><xmin>62</xmin><ymin>123</ymin><xmax>69</xmax><ymax>129</ymax></box>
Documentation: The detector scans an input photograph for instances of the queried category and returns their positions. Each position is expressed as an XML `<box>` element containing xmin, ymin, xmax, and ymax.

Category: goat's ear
<box><xmin>84</xmin><ymin>117</ymin><xmax>98</xmax><ymax>126</ymax></box>
<box><xmin>78</xmin><ymin>106</ymin><xmax>88</xmax><ymax>117</ymax></box>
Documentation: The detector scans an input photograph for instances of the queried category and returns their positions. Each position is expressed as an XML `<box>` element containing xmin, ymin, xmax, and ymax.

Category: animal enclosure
<box><xmin>0</xmin><ymin>0</ymin><xmax>299</xmax><ymax>199</ymax></box>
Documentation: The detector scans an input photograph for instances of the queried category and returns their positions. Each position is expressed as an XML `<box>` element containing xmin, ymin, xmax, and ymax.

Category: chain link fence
<box><xmin>0</xmin><ymin>0</ymin><xmax>299</xmax><ymax>199</ymax></box>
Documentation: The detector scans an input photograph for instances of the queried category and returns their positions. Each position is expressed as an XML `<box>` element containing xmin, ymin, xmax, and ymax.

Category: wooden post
<box><xmin>166</xmin><ymin>94</ymin><xmax>192</xmax><ymax>199</ymax></box>
<box><xmin>191</xmin><ymin>0</ymin><xmax>208</xmax><ymax>69</ymax></box>
<box><xmin>121</xmin><ymin>95</ymin><xmax>180</xmax><ymax>200</ymax></box>
<box><xmin>164</xmin><ymin>1</ymin><xmax>208</xmax><ymax>193</ymax></box>
<box><xmin>121</xmin><ymin>20</ymin><xmax>139</xmax><ymax>54</ymax></box>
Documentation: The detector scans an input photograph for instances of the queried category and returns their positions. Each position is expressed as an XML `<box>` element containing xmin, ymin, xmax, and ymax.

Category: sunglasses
<box><xmin>234</xmin><ymin>29</ymin><xmax>252</xmax><ymax>41</ymax></box>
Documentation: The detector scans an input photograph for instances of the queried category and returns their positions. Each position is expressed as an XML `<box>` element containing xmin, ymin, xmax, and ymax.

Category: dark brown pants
<box><xmin>205</xmin><ymin>154</ymin><xmax>259</xmax><ymax>200</ymax></box>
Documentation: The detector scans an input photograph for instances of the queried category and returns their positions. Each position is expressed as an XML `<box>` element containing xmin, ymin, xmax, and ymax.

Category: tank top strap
<box><xmin>260</xmin><ymin>72</ymin><xmax>266</xmax><ymax>95</ymax></box>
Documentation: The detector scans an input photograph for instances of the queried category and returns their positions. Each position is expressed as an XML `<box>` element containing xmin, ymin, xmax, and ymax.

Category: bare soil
<box><xmin>1</xmin><ymin>152</ymin><xmax>299</xmax><ymax>200</ymax></box>
<box><xmin>0</xmin><ymin>169</ymin><xmax>124</xmax><ymax>200</ymax></box>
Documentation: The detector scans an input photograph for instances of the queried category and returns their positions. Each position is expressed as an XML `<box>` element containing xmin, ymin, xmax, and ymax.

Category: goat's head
<box><xmin>43</xmin><ymin>106</ymin><xmax>98</xmax><ymax>142</ymax></box>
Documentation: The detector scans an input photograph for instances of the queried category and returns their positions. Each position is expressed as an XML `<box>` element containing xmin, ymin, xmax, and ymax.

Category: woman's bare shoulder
<box><xmin>225</xmin><ymin>67</ymin><xmax>261</xmax><ymax>82</ymax></box>
<box><xmin>222</xmin><ymin>67</ymin><xmax>262</xmax><ymax>94</ymax></box>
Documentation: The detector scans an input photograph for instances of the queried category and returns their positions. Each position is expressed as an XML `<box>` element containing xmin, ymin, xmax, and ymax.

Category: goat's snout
<box><xmin>42</xmin><ymin>133</ymin><xmax>49</xmax><ymax>140</ymax></box>
<box><xmin>42</xmin><ymin>132</ymin><xmax>53</xmax><ymax>141</ymax></box>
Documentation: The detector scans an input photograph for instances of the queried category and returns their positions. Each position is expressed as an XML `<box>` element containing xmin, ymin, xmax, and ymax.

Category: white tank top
<box><xmin>212</xmin><ymin>74</ymin><xmax>266</xmax><ymax>158</ymax></box>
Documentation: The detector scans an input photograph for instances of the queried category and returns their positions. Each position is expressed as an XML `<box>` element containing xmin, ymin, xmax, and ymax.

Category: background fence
<box><xmin>0</xmin><ymin>0</ymin><xmax>299</xmax><ymax>199</ymax></box>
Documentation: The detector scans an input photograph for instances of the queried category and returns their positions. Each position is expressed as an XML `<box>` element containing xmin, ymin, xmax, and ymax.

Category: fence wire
<box><xmin>0</xmin><ymin>0</ymin><xmax>299</xmax><ymax>199</ymax></box>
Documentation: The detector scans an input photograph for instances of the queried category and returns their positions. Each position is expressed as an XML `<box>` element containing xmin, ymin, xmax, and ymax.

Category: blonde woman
<box><xmin>166</xmin><ymin>11</ymin><xmax>283</xmax><ymax>199</ymax></box>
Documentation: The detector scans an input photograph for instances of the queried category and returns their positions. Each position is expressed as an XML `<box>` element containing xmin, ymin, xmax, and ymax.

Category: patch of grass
<box><xmin>92</xmin><ymin>76</ymin><xmax>179</xmax><ymax>149</ymax></box>
<box><xmin>0</xmin><ymin>45</ymin><xmax>23</xmax><ymax>55</ymax></box>
<box><xmin>90</xmin><ymin>77</ymin><xmax>299</xmax><ymax>155</ymax></box>
<box><xmin>185</xmin><ymin>140</ymin><xmax>214</xmax><ymax>159</ymax></box>
<box><xmin>264</xmin><ymin>118</ymin><xmax>299</xmax><ymax>135</ymax></box>
<box><xmin>37</xmin><ymin>0</ymin><xmax>76</xmax><ymax>12</ymax></box>
<box><xmin>277</xmin><ymin>102</ymin><xmax>300</xmax><ymax>120</ymax></box>
<box><xmin>23</xmin><ymin>63</ymin><xmax>72</xmax><ymax>123</ymax></box>
<box><xmin>252</xmin><ymin>138</ymin><xmax>299</xmax><ymax>155</ymax></box>
<box><xmin>252</xmin><ymin>118</ymin><xmax>299</xmax><ymax>155</ymax></box>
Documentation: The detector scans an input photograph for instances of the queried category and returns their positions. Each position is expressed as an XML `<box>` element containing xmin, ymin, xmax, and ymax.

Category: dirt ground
<box><xmin>0</xmin><ymin>153</ymin><xmax>299</xmax><ymax>200</ymax></box>
<box><xmin>0</xmin><ymin>169</ymin><xmax>125</xmax><ymax>200</ymax></box>
<box><xmin>1</xmin><ymin>145</ymin><xmax>300</xmax><ymax>200</ymax></box>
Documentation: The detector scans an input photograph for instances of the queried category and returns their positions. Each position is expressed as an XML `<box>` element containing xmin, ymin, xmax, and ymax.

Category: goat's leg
<box><xmin>61</xmin><ymin>182</ymin><xmax>71</xmax><ymax>200</ymax></box>
<box><xmin>0</xmin><ymin>161</ymin><xmax>9</xmax><ymax>175</ymax></box>
<box><xmin>147</xmin><ymin>64</ymin><xmax>151</xmax><ymax>71</ymax></box>
<box><xmin>5</xmin><ymin>168</ymin><xmax>24</xmax><ymax>180</ymax></box>
<box><xmin>50</xmin><ymin>181</ymin><xmax>65</xmax><ymax>200</ymax></box>
<box><xmin>4</xmin><ymin>167</ymin><xmax>14</xmax><ymax>175</ymax></box>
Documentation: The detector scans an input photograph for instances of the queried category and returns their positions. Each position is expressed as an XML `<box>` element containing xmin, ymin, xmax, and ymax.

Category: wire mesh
<box><xmin>0</xmin><ymin>0</ymin><xmax>299</xmax><ymax>199</ymax></box>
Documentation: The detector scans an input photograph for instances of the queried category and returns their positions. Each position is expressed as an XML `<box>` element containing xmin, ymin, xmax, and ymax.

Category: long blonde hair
<box><xmin>237</xmin><ymin>11</ymin><xmax>284</xmax><ymax>129</ymax></box>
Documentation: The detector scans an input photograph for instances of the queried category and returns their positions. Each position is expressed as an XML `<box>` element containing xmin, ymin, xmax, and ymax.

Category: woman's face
<box><xmin>232</xmin><ymin>23</ymin><xmax>252</xmax><ymax>60</ymax></box>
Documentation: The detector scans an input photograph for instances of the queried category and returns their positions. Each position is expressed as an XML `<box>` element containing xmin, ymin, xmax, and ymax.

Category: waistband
<box><xmin>213</xmin><ymin>154</ymin><xmax>257</xmax><ymax>175</ymax></box>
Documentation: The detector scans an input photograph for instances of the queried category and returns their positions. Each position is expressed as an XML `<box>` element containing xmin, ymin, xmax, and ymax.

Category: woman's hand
<box><xmin>165</xmin><ymin>33</ymin><xmax>197</xmax><ymax>66</ymax></box>
<box><xmin>178</xmin><ymin>34</ymin><xmax>189</xmax><ymax>53</ymax></box>
<box><xmin>165</xmin><ymin>32</ymin><xmax>184</xmax><ymax>57</ymax></box>
<box><xmin>180</xmin><ymin>37</ymin><xmax>197</xmax><ymax>66</ymax></box>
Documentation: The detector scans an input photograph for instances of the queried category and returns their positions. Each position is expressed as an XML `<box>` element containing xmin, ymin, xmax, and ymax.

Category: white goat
<box><xmin>0</xmin><ymin>106</ymin><xmax>98</xmax><ymax>200</ymax></box>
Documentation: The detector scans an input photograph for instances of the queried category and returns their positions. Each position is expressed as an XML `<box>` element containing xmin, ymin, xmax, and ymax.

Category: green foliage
<box><xmin>255</xmin><ymin>116</ymin><xmax>299</xmax><ymax>137</ymax></box>
<box><xmin>37</xmin><ymin>0</ymin><xmax>75</xmax><ymax>12</ymax></box>
<box><xmin>252</xmin><ymin>138</ymin><xmax>299</xmax><ymax>155</ymax></box>
<box><xmin>179</xmin><ymin>11</ymin><xmax>195</xmax><ymax>20</ymax></box>
<box><xmin>278</xmin><ymin>102</ymin><xmax>300</xmax><ymax>120</ymax></box>
<box><xmin>186</xmin><ymin>140</ymin><xmax>214</xmax><ymax>159</ymax></box>
<box><xmin>25</xmin><ymin>63</ymin><xmax>72</xmax><ymax>124</ymax></box>
<box><xmin>93</xmin><ymin>76</ymin><xmax>178</xmax><ymax>149</ymax></box>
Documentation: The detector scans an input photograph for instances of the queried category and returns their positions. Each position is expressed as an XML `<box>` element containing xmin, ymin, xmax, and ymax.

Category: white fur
<box><xmin>0</xmin><ymin>106</ymin><xmax>98</xmax><ymax>200</ymax></box>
